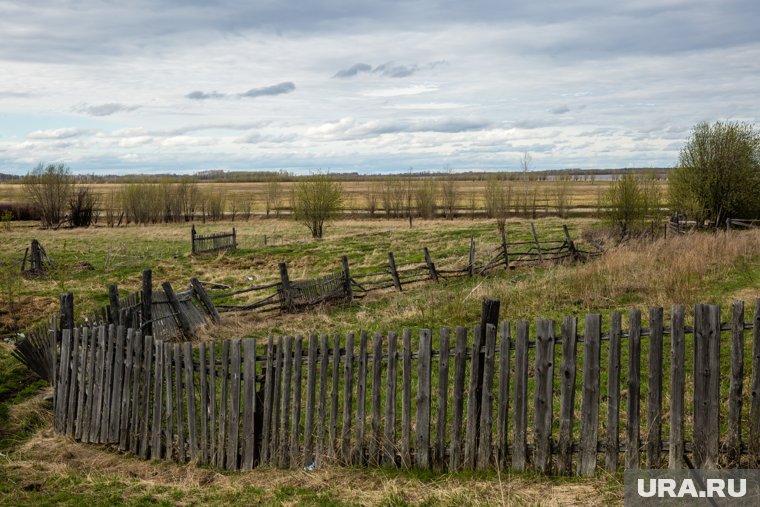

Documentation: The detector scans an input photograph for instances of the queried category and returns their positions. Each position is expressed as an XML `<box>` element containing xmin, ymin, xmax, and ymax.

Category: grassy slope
<box><xmin>2</xmin><ymin>217</ymin><xmax>760</xmax><ymax>505</ymax></box>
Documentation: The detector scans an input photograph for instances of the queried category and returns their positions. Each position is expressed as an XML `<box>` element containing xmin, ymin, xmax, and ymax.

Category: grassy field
<box><xmin>1</xmin><ymin>216</ymin><xmax>759</xmax><ymax>505</ymax></box>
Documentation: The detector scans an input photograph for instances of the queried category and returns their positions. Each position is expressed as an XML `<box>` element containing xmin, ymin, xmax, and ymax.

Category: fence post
<box><xmin>142</xmin><ymin>269</ymin><xmax>152</xmax><ymax>336</ymax></box>
<box><xmin>562</xmin><ymin>224</ymin><xmax>580</xmax><ymax>260</ymax></box>
<box><xmin>500</xmin><ymin>226</ymin><xmax>510</xmax><ymax>269</ymax></box>
<box><xmin>60</xmin><ymin>292</ymin><xmax>74</xmax><ymax>331</ymax></box>
<box><xmin>232</xmin><ymin>227</ymin><xmax>237</xmax><ymax>249</ymax></box>
<box><xmin>341</xmin><ymin>255</ymin><xmax>353</xmax><ymax>302</ymax></box>
<box><xmin>530</xmin><ymin>222</ymin><xmax>544</xmax><ymax>261</ymax></box>
<box><xmin>191</xmin><ymin>277</ymin><xmax>221</xmax><ymax>323</ymax></box>
<box><xmin>476</xmin><ymin>298</ymin><xmax>499</xmax><ymax>452</ymax></box>
<box><xmin>108</xmin><ymin>284</ymin><xmax>120</xmax><ymax>325</ymax></box>
<box><xmin>279</xmin><ymin>262</ymin><xmax>293</xmax><ymax>310</ymax></box>
<box><xmin>469</xmin><ymin>238</ymin><xmax>475</xmax><ymax>276</ymax></box>
<box><xmin>31</xmin><ymin>239</ymin><xmax>44</xmax><ymax>273</ymax></box>
<box><xmin>191</xmin><ymin>224</ymin><xmax>196</xmax><ymax>255</ymax></box>
<box><xmin>423</xmin><ymin>247</ymin><xmax>438</xmax><ymax>282</ymax></box>
<box><xmin>388</xmin><ymin>252</ymin><xmax>402</xmax><ymax>291</ymax></box>
<box><xmin>162</xmin><ymin>281</ymin><xmax>194</xmax><ymax>339</ymax></box>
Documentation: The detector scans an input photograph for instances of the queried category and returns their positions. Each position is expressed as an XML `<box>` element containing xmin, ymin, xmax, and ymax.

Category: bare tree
<box><xmin>23</xmin><ymin>163</ymin><xmax>74</xmax><ymax>228</ymax></box>
<box><xmin>265</xmin><ymin>178</ymin><xmax>282</xmax><ymax>217</ymax></box>
<box><xmin>293</xmin><ymin>174</ymin><xmax>343</xmax><ymax>238</ymax></box>
<box><xmin>440</xmin><ymin>169</ymin><xmax>458</xmax><ymax>220</ymax></box>
<box><xmin>414</xmin><ymin>179</ymin><xmax>438</xmax><ymax>219</ymax></box>
<box><xmin>69</xmin><ymin>186</ymin><xmax>98</xmax><ymax>227</ymax></box>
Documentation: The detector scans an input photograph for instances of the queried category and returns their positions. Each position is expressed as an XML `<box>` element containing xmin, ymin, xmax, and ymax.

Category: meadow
<box><xmin>1</xmin><ymin>214</ymin><xmax>759</xmax><ymax>506</ymax></box>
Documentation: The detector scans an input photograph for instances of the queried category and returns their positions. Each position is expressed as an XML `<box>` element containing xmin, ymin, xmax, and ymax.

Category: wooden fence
<box><xmin>49</xmin><ymin>299</ymin><xmax>760</xmax><ymax>475</ymax></box>
<box><xmin>212</xmin><ymin>222</ymin><xmax>600</xmax><ymax>313</ymax></box>
<box><xmin>192</xmin><ymin>225</ymin><xmax>237</xmax><ymax>255</ymax></box>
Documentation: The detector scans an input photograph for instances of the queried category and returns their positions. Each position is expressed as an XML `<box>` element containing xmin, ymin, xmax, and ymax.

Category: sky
<box><xmin>0</xmin><ymin>0</ymin><xmax>758</xmax><ymax>175</ymax></box>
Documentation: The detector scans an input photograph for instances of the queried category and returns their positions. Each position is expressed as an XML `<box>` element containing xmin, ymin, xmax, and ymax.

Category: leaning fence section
<box><xmin>49</xmin><ymin>300</ymin><xmax>760</xmax><ymax>475</ymax></box>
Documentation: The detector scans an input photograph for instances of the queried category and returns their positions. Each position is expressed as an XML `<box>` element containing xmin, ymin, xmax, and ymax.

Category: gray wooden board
<box><xmin>512</xmin><ymin>321</ymin><xmax>529</xmax><ymax>471</ymax></box>
<box><xmin>242</xmin><ymin>338</ymin><xmax>257</xmax><ymax>469</ymax></box>
<box><xmin>341</xmin><ymin>334</ymin><xmax>355</xmax><ymax>463</ymax></box>
<box><xmin>464</xmin><ymin>324</ymin><xmax>483</xmax><ymax>469</ymax></box>
<box><xmin>370</xmin><ymin>331</ymin><xmax>383</xmax><ymax>466</ymax></box>
<box><xmin>303</xmin><ymin>334</ymin><xmax>318</xmax><ymax>466</ymax></box>
<box><xmin>415</xmin><ymin>329</ymin><xmax>432</xmax><ymax>469</ymax></box>
<box><xmin>577</xmin><ymin>314</ymin><xmax>600</xmax><ymax>477</ymax></box>
<box><xmin>496</xmin><ymin>322</ymin><xmax>511</xmax><ymax>470</ymax></box>
<box><xmin>139</xmin><ymin>334</ymin><xmax>154</xmax><ymax>459</ymax></box>
<box><xmin>435</xmin><ymin>327</ymin><xmax>450</xmax><ymax>471</ymax></box>
<box><xmin>383</xmin><ymin>331</ymin><xmax>398</xmax><ymax>466</ymax></box>
<box><xmin>728</xmin><ymin>301</ymin><xmax>744</xmax><ymax>467</ymax></box>
<box><xmin>355</xmin><ymin>332</ymin><xmax>368</xmax><ymax>465</ymax></box>
<box><xmin>401</xmin><ymin>329</ymin><xmax>412</xmax><ymax>467</ymax></box>
<box><xmin>450</xmin><ymin>326</ymin><xmax>467</xmax><ymax>471</ymax></box>
<box><xmin>280</xmin><ymin>336</ymin><xmax>293</xmax><ymax>468</ymax></box>
<box><xmin>646</xmin><ymin>307</ymin><xmax>663</xmax><ymax>468</ymax></box>
<box><xmin>290</xmin><ymin>336</ymin><xmax>303</xmax><ymax>468</ymax></box>
<box><xmin>669</xmin><ymin>305</ymin><xmax>685</xmax><ymax>470</ymax></box>
<box><xmin>477</xmin><ymin>324</ymin><xmax>496</xmax><ymax>470</ymax></box>
<box><xmin>626</xmin><ymin>310</ymin><xmax>641</xmax><ymax>470</ymax></box>
<box><xmin>605</xmin><ymin>312</ymin><xmax>621</xmax><ymax>472</ymax></box>
<box><xmin>226</xmin><ymin>339</ymin><xmax>241</xmax><ymax>470</ymax></box>
<box><xmin>533</xmin><ymin>320</ymin><xmax>554</xmax><ymax>474</ymax></box>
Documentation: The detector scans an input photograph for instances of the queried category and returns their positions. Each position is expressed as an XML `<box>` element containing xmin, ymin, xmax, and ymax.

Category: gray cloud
<box><xmin>239</xmin><ymin>81</ymin><xmax>295</xmax><ymax>98</ymax></box>
<box><xmin>74</xmin><ymin>103</ymin><xmax>139</xmax><ymax>116</ymax></box>
<box><xmin>373</xmin><ymin>62</ymin><xmax>419</xmax><ymax>78</ymax></box>
<box><xmin>550</xmin><ymin>105</ymin><xmax>570</xmax><ymax>115</ymax></box>
<box><xmin>186</xmin><ymin>82</ymin><xmax>295</xmax><ymax>100</ymax></box>
<box><xmin>333</xmin><ymin>63</ymin><xmax>372</xmax><ymax>78</ymax></box>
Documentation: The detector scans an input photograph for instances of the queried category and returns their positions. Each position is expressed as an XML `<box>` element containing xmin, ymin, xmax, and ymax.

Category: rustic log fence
<box><xmin>212</xmin><ymin>222</ymin><xmax>600</xmax><ymax>313</ymax></box>
<box><xmin>192</xmin><ymin>225</ymin><xmax>237</xmax><ymax>255</ymax></box>
<box><xmin>46</xmin><ymin>299</ymin><xmax>760</xmax><ymax>475</ymax></box>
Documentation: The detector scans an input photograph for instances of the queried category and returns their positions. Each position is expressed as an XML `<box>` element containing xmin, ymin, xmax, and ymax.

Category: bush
<box><xmin>69</xmin><ymin>186</ymin><xmax>98</xmax><ymax>227</ymax></box>
<box><xmin>603</xmin><ymin>172</ymin><xmax>660</xmax><ymax>237</ymax></box>
<box><xmin>23</xmin><ymin>163</ymin><xmax>73</xmax><ymax>228</ymax></box>
<box><xmin>293</xmin><ymin>174</ymin><xmax>343</xmax><ymax>238</ymax></box>
<box><xmin>670</xmin><ymin>121</ymin><xmax>760</xmax><ymax>225</ymax></box>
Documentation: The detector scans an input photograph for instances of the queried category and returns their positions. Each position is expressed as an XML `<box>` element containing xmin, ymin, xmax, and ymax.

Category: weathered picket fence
<box><xmin>191</xmin><ymin>225</ymin><xmax>237</xmax><ymax>255</ymax></box>
<box><xmin>48</xmin><ymin>300</ymin><xmax>760</xmax><ymax>475</ymax></box>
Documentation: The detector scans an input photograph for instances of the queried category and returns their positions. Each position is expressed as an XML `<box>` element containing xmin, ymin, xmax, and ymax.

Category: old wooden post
<box><xmin>500</xmin><ymin>225</ymin><xmax>510</xmax><ymax>269</ymax></box>
<box><xmin>562</xmin><ymin>224</ymin><xmax>579</xmax><ymax>260</ymax></box>
<box><xmin>669</xmin><ymin>305</ymin><xmax>685</xmax><ymax>469</ymax></box>
<box><xmin>232</xmin><ymin>227</ymin><xmax>237</xmax><ymax>249</ymax></box>
<box><xmin>533</xmin><ymin>319</ymin><xmax>555</xmax><ymax>474</ymax></box>
<box><xmin>388</xmin><ymin>252</ymin><xmax>402</xmax><ymax>291</ymax></box>
<box><xmin>31</xmin><ymin>239</ymin><xmax>44</xmax><ymax>273</ymax></box>
<box><xmin>693</xmin><ymin>304</ymin><xmax>721</xmax><ymax>469</ymax></box>
<box><xmin>341</xmin><ymin>255</ymin><xmax>353</xmax><ymax>302</ymax></box>
<box><xmin>728</xmin><ymin>301</ymin><xmax>745</xmax><ymax>467</ymax></box>
<box><xmin>469</xmin><ymin>238</ymin><xmax>475</xmax><ymax>276</ymax></box>
<box><xmin>475</xmin><ymin>297</ymin><xmax>500</xmax><ymax>447</ymax></box>
<box><xmin>279</xmin><ymin>262</ymin><xmax>293</xmax><ymax>310</ymax></box>
<box><xmin>191</xmin><ymin>224</ymin><xmax>197</xmax><ymax>255</ymax></box>
<box><xmin>530</xmin><ymin>222</ymin><xmax>544</xmax><ymax>261</ymax></box>
<box><xmin>577</xmin><ymin>313</ymin><xmax>601</xmax><ymax>476</ymax></box>
<box><xmin>162</xmin><ymin>281</ymin><xmax>194</xmax><ymax>339</ymax></box>
<box><xmin>60</xmin><ymin>292</ymin><xmax>74</xmax><ymax>331</ymax></box>
<box><xmin>423</xmin><ymin>247</ymin><xmax>438</xmax><ymax>282</ymax></box>
<box><xmin>142</xmin><ymin>269</ymin><xmax>152</xmax><ymax>336</ymax></box>
<box><xmin>191</xmin><ymin>277</ymin><xmax>221</xmax><ymax>323</ymax></box>
<box><xmin>108</xmin><ymin>285</ymin><xmax>120</xmax><ymax>325</ymax></box>
<box><xmin>416</xmin><ymin>329</ymin><xmax>432</xmax><ymax>469</ymax></box>
<box><xmin>558</xmin><ymin>316</ymin><xmax>577</xmax><ymax>474</ymax></box>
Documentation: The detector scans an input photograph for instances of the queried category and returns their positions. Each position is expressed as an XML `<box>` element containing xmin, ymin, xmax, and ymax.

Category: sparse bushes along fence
<box><xmin>44</xmin><ymin>298</ymin><xmax>760</xmax><ymax>475</ymax></box>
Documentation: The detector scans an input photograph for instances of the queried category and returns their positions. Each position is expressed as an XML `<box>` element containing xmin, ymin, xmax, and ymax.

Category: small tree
<box><xmin>293</xmin><ymin>174</ymin><xmax>343</xmax><ymax>238</ymax></box>
<box><xmin>69</xmin><ymin>186</ymin><xmax>98</xmax><ymax>227</ymax></box>
<box><xmin>440</xmin><ymin>170</ymin><xmax>458</xmax><ymax>220</ymax></box>
<box><xmin>23</xmin><ymin>162</ymin><xmax>74</xmax><ymax>228</ymax></box>
<box><xmin>603</xmin><ymin>173</ymin><xmax>659</xmax><ymax>237</ymax></box>
<box><xmin>265</xmin><ymin>178</ymin><xmax>282</xmax><ymax>217</ymax></box>
<box><xmin>670</xmin><ymin>121</ymin><xmax>760</xmax><ymax>225</ymax></box>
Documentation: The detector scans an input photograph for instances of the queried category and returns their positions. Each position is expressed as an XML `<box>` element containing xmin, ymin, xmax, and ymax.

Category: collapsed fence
<box><xmin>212</xmin><ymin>222</ymin><xmax>601</xmax><ymax>313</ymax></box>
<box><xmin>46</xmin><ymin>298</ymin><xmax>760</xmax><ymax>475</ymax></box>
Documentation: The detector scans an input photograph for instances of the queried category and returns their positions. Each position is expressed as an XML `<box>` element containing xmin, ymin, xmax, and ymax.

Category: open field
<box><xmin>2</xmin><ymin>217</ymin><xmax>760</xmax><ymax>505</ymax></box>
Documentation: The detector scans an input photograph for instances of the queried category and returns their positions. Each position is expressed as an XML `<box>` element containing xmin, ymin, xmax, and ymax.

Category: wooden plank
<box><xmin>242</xmin><ymin>338</ymin><xmax>257</xmax><ymax>469</ymax></box>
<box><xmin>469</xmin><ymin>238</ymin><xmax>476</xmax><ymax>276</ymax></box>
<box><xmin>268</xmin><ymin>337</ymin><xmax>282</xmax><ymax>465</ymax></box>
<box><xmin>207</xmin><ymin>342</ymin><xmax>216</xmax><ymax>465</ymax></box>
<box><xmin>449</xmin><ymin>326</ymin><xmax>467</xmax><ymax>471</ymax></box>
<box><xmin>533</xmin><ymin>319</ymin><xmax>555</xmax><ymax>474</ymax></box>
<box><xmin>416</xmin><ymin>328</ymin><xmax>432</xmax><ymax>469</ymax></box>
<box><xmin>477</xmin><ymin>324</ymin><xmax>496</xmax><ymax>470</ymax></box>
<box><xmin>108</xmin><ymin>326</ymin><xmax>125</xmax><ymax>443</ymax></box>
<box><xmin>750</xmin><ymin>299</ymin><xmax>760</xmax><ymax>468</ymax></box>
<box><xmin>173</xmin><ymin>343</ymin><xmax>186</xmax><ymax>462</ymax></box>
<box><xmin>138</xmin><ymin>334</ymin><xmax>154</xmax><ymax>459</ymax></box>
<box><xmin>512</xmin><ymin>321</ymin><xmax>529</xmax><ymax>471</ymax></box>
<box><xmin>91</xmin><ymin>326</ymin><xmax>107</xmax><ymax>444</ymax></box>
<box><xmin>370</xmin><ymin>331</ymin><xmax>383</xmax><ymax>466</ymax></box>
<box><xmin>54</xmin><ymin>328</ymin><xmax>72</xmax><ymax>434</ymax></box>
<box><xmin>464</xmin><ymin>324</ymin><xmax>483</xmax><ymax>469</ymax></box>
<box><xmin>341</xmin><ymin>256</ymin><xmax>353</xmax><ymax>301</ymax></box>
<box><xmin>558</xmin><ymin>316</ymin><xmax>577</xmax><ymax>474</ymax></box>
<box><xmin>199</xmin><ymin>343</ymin><xmax>209</xmax><ymax>464</ymax></box>
<box><xmin>496</xmin><ymin>322</ymin><xmax>511</xmax><ymax>470</ymax></box>
<box><xmin>163</xmin><ymin>343</ymin><xmax>173</xmax><ymax>461</ymax></box>
<box><xmin>183</xmin><ymin>341</ymin><xmax>198</xmax><ymax>462</ymax></box>
<box><xmin>401</xmin><ymin>328</ymin><xmax>412</xmax><ymax>467</ymax></box>
<box><xmin>727</xmin><ymin>301</ymin><xmax>745</xmax><ymax>467</ymax></box>
<box><xmin>693</xmin><ymin>304</ymin><xmax>721</xmax><ymax>469</ymax></box>
<box><xmin>226</xmin><ymin>338</ymin><xmax>241</xmax><ymax>470</ymax></box>
<box><xmin>646</xmin><ymin>307</ymin><xmax>664</xmax><ymax>468</ymax></box>
<box><xmin>163</xmin><ymin>282</ymin><xmax>194</xmax><ymax>339</ymax></box>
<box><xmin>99</xmin><ymin>325</ymin><xmax>116</xmax><ymax>443</ymax></box>
<box><xmin>668</xmin><ymin>305</ymin><xmax>685</xmax><ymax>470</ymax></box>
<box><xmin>261</xmin><ymin>337</ymin><xmax>274</xmax><ymax>465</ymax></box>
<box><xmin>435</xmin><ymin>327</ymin><xmax>450</xmax><ymax>471</ymax></box>
<box><xmin>354</xmin><ymin>331</ymin><xmax>368</xmax><ymax>465</ymax></box>
<box><xmin>423</xmin><ymin>247</ymin><xmax>438</xmax><ymax>282</ymax></box>
<box><xmin>577</xmin><ymin>314</ymin><xmax>600</xmax><ymax>477</ymax></box>
<box><xmin>65</xmin><ymin>329</ymin><xmax>80</xmax><ymax>437</ymax></box>
<box><xmin>191</xmin><ymin>277</ymin><xmax>221</xmax><ymax>323</ymax></box>
<box><xmin>388</xmin><ymin>252</ymin><xmax>402</xmax><ymax>291</ymax></box>
<box><xmin>279</xmin><ymin>336</ymin><xmax>293</xmax><ymax>468</ymax></box>
<box><xmin>383</xmin><ymin>331</ymin><xmax>398</xmax><ymax>467</ymax></box>
<box><xmin>76</xmin><ymin>328</ymin><xmax>92</xmax><ymax>441</ymax></box>
<box><xmin>290</xmin><ymin>336</ymin><xmax>303</xmax><ymax>468</ymax></box>
<box><xmin>329</xmin><ymin>334</ymin><xmax>340</xmax><ymax>461</ymax></box>
<box><xmin>500</xmin><ymin>226</ymin><xmax>509</xmax><ymax>268</ymax></box>
<box><xmin>605</xmin><ymin>312</ymin><xmax>622</xmax><ymax>472</ymax></box>
<box><xmin>303</xmin><ymin>334</ymin><xmax>318</xmax><ymax>467</ymax></box>
<box><xmin>142</xmin><ymin>269</ymin><xmax>152</xmax><ymax>336</ymax></box>
<box><xmin>341</xmin><ymin>334</ymin><xmax>355</xmax><ymax>463</ymax></box>
<box><xmin>118</xmin><ymin>329</ymin><xmax>134</xmax><ymax>450</ymax></box>
<box><xmin>530</xmin><ymin>222</ymin><xmax>543</xmax><ymax>261</ymax></box>
<box><xmin>317</xmin><ymin>335</ymin><xmax>329</xmax><ymax>466</ymax></box>
<box><xmin>625</xmin><ymin>309</ymin><xmax>641</xmax><ymax>470</ymax></box>
<box><xmin>151</xmin><ymin>339</ymin><xmax>164</xmax><ymax>460</ymax></box>
<box><xmin>128</xmin><ymin>331</ymin><xmax>143</xmax><ymax>453</ymax></box>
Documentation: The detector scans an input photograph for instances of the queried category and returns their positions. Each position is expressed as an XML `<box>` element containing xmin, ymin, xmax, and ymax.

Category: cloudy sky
<box><xmin>1</xmin><ymin>0</ymin><xmax>758</xmax><ymax>174</ymax></box>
